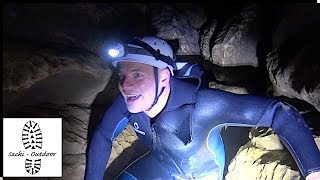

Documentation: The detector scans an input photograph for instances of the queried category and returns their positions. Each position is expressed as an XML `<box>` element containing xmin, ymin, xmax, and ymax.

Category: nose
<box><xmin>120</xmin><ymin>75</ymin><xmax>134</xmax><ymax>90</ymax></box>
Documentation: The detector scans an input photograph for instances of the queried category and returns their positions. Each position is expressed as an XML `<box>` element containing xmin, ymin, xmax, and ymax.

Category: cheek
<box><xmin>118</xmin><ymin>83</ymin><xmax>124</xmax><ymax>93</ymax></box>
<box><xmin>136</xmin><ymin>79</ymin><xmax>152</xmax><ymax>94</ymax></box>
<box><xmin>141</xmin><ymin>82</ymin><xmax>155</xmax><ymax>99</ymax></box>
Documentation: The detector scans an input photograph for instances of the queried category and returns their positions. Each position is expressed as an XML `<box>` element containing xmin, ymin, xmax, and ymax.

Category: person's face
<box><xmin>118</xmin><ymin>61</ymin><xmax>156</xmax><ymax>113</ymax></box>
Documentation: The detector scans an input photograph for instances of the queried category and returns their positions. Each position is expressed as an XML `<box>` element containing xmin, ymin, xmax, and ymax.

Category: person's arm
<box><xmin>85</xmin><ymin>95</ymin><xmax>129</xmax><ymax>180</ymax></box>
<box><xmin>267</xmin><ymin>100</ymin><xmax>320</xmax><ymax>179</ymax></box>
<box><xmin>197</xmin><ymin>89</ymin><xmax>320</xmax><ymax>178</ymax></box>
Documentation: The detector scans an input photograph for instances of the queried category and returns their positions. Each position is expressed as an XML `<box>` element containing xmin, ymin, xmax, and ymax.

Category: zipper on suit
<box><xmin>152</xmin><ymin>125</ymin><xmax>156</xmax><ymax>150</ymax></box>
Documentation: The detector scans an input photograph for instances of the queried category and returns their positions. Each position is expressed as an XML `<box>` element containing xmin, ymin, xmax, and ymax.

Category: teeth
<box><xmin>127</xmin><ymin>95</ymin><xmax>139</xmax><ymax>100</ymax></box>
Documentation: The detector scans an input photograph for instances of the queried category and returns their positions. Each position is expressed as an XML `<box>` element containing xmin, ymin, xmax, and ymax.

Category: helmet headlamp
<box><xmin>107</xmin><ymin>43</ymin><xmax>155</xmax><ymax>59</ymax></box>
<box><xmin>107</xmin><ymin>36</ymin><xmax>176</xmax><ymax>75</ymax></box>
<box><xmin>107</xmin><ymin>43</ymin><xmax>125</xmax><ymax>58</ymax></box>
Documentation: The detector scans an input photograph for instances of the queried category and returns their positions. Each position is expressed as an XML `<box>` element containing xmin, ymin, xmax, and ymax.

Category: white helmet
<box><xmin>109</xmin><ymin>36</ymin><xmax>175</xmax><ymax>75</ymax></box>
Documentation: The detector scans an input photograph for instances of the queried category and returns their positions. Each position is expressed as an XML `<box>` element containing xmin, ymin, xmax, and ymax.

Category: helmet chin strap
<box><xmin>146</xmin><ymin>66</ymin><xmax>165</xmax><ymax>111</ymax></box>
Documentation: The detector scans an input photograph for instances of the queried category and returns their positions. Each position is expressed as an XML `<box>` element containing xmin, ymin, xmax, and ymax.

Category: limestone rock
<box><xmin>210</xmin><ymin>4</ymin><xmax>260</xmax><ymax>67</ymax></box>
<box><xmin>209</xmin><ymin>82</ymin><xmax>248</xmax><ymax>94</ymax></box>
<box><xmin>149</xmin><ymin>4</ymin><xmax>206</xmax><ymax>55</ymax></box>
<box><xmin>266</xmin><ymin>49</ymin><xmax>320</xmax><ymax>112</ymax></box>
<box><xmin>225</xmin><ymin>128</ymin><xmax>302</xmax><ymax>180</ymax></box>
<box><xmin>266</xmin><ymin>4</ymin><xmax>320</xmax><ymax>112</ymax></box>
<box><xmin>200</xmin><ymin>20</ymin><xmax>218</xmax><ymax>60</ymax></box>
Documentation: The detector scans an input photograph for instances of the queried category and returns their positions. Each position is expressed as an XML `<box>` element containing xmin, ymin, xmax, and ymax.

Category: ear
<box><xmin>159</xmin><ymin>68</ymin><xmax>171</xmax><ymax>86</ymax></box>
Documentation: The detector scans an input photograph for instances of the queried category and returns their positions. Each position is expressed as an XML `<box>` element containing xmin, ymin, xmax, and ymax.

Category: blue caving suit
<box><xmin>86</xmin><ymin>77</ymin><xmax>320</xmax><ymax>180</ymax></box>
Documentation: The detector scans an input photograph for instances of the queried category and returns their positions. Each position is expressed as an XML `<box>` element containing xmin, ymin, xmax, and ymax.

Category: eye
<box><xmin>133</xmin><ymin>72</ymin><xmax>143</xmax><ymax>78</ymax></box>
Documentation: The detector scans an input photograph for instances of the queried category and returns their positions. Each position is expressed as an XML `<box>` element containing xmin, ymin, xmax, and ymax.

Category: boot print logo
<box><xmin>3</xmin><ymin>118</ymin><xmax>62</xmax><ymax>177</ymax></box>
<box><xmin>22</xmin><ymin>120</ymin><xmax>43</xmax><ymax>174</ymax></box>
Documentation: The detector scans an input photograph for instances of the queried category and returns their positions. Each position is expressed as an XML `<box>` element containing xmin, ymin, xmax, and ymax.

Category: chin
<box><xmin>126</xmin><ymin>106</ymin><xmax>142</xmax><ymax>113</ymax></box>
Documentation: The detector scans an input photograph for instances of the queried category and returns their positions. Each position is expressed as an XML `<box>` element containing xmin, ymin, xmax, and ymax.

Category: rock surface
<box><xmin>225</xmin><ymin>128</ymin><xmax>303</xmax><ymax>180</ymax></box>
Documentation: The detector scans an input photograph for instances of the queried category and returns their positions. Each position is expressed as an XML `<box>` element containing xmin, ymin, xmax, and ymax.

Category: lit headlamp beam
<box><xmin>108</xmin><ymin>49</ymin><xmax>120</xmax><ymax>57</ymax></box>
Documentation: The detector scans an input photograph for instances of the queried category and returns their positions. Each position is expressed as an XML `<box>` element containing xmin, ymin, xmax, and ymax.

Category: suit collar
<box><xmin>163</xmin><ymin>77</ymin><xmax>199</xmax><ymax>111</ymax></box>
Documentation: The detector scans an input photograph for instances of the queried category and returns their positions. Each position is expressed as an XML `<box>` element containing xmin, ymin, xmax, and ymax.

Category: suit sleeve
<box><xmin>266</xmin><ymin>100</ymin><xmax>320</xmax><ymax>178</ymax></box>
<box><xmin>197</xmin><ymin>89</ymin><xmax>320</xmax><ymax>178</ymax></box>
<box><xmin>85</xmin><ymin>94</ymin><xmax>129</xmax><ymax>180</ymax></box>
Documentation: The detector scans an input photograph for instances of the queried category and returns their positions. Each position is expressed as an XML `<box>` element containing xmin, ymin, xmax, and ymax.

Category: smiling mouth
<box><xmin>127</xmin><ymin>94</ymin><xmax>141</xmax><ymax>101</ymax></box>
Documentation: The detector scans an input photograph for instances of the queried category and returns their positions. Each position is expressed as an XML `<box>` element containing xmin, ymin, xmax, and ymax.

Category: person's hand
<box><xmin>306</xmin><ymin>171</ymin><xmax>320</xmax><ymax>180</ymax></box>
